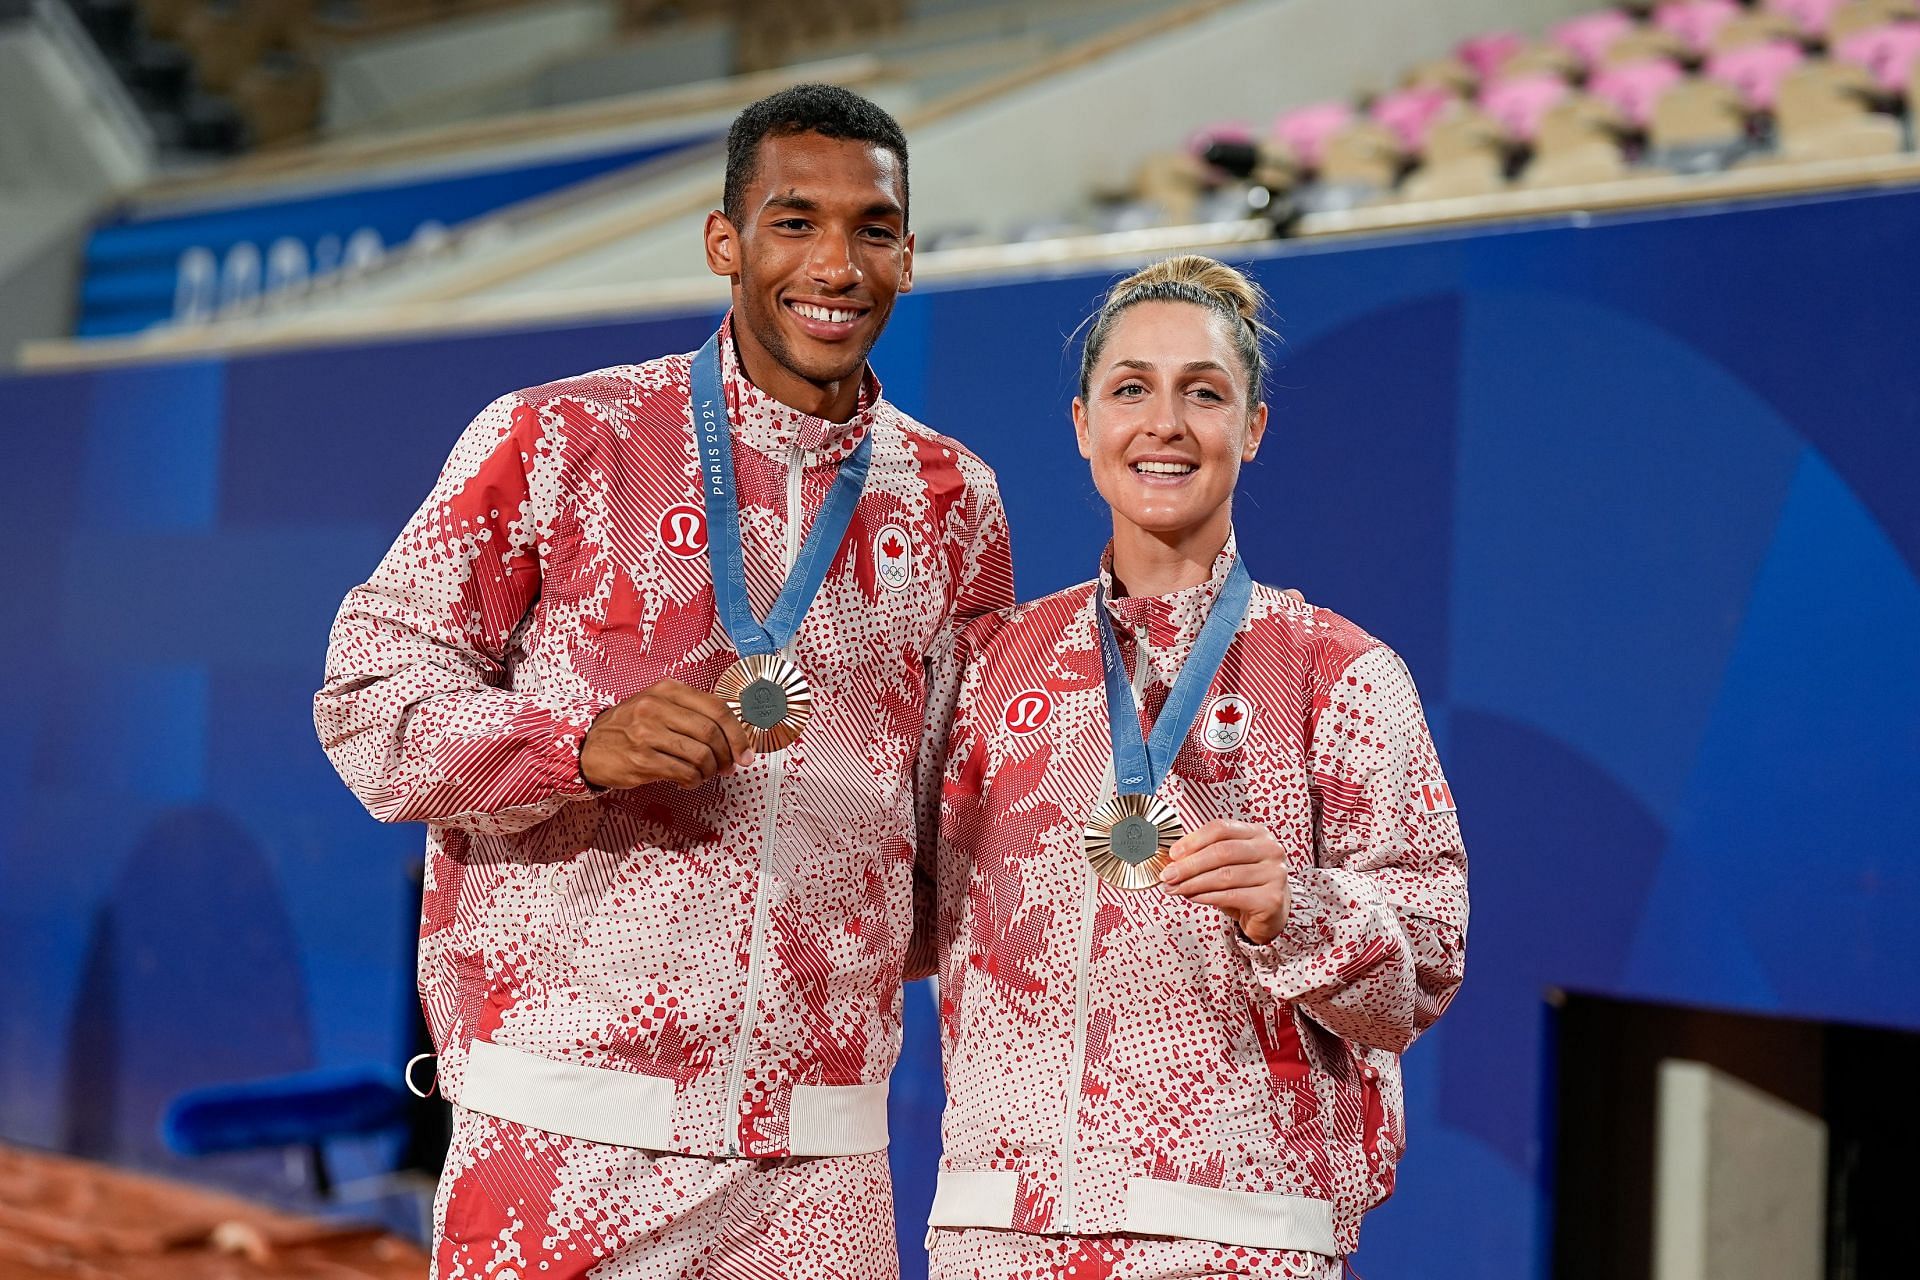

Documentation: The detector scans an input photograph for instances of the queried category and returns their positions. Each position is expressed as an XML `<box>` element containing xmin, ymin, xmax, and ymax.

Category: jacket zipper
<box><xmin>722</xmin><ymin>441</ymin><xmax>804</xmax><ymax>1155</ymax></box>
<box><xmin>1060</xmin><ymin>621</ymin><xmax>1152</xmax><ymax>1227</ymax></box>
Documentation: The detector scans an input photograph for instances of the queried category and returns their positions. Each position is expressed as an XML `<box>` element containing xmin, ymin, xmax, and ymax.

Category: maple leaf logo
<box><xmin>871</xmin><ymin>523</ymin><xmax>912</xmax><ymax>592</ymax></box>
<box><xmin>1202</xmin><ymin>696</ymin><xmax>1250</xmax><ymax>753</ymax></box>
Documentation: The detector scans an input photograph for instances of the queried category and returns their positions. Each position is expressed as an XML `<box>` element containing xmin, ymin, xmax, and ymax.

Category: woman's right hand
<box><xmin>1159</xmin><ymin>819</ymin><xmax>1293</xmax><ymax>944</ymax></box>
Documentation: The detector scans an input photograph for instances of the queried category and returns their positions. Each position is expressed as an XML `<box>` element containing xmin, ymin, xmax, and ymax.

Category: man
<box><xmin>316</xmin><ymin>84</ymin><xmax>1012</xmax><ymax>1280</ymax></box>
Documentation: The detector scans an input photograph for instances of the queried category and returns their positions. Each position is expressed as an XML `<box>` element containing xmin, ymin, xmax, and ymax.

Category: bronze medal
<box><xmin>715</xmin><ymin>654</ymin><xmax>812</xmax><ymax>753</ymax></box>
<box><xmin>1083</xmin><ymin>793</ymin><xmax>1185</xmax><ymax>890</ymax></box>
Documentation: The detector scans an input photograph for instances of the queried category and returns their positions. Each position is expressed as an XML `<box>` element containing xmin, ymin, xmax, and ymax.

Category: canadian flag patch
<box><xmin>874</xmin><ymin>523</ymin><xmax>912</xmax><ymax>591</ymax></box>
<box><xmin>1418</xmin><ymin>780</ymin><xmax>1457</xmax><ymax>815</ymax></box>
<box><xmin>1202</xmin><ymin>695</ymin><xmax>1251</xmax><ymax>751</ymax></box>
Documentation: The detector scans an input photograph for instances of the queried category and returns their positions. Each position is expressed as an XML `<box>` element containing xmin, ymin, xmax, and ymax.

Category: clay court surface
<box><xmin>0</xmin><ymin>1145</ymin><xmax>427</xmax><ymax>1279</ymax></box>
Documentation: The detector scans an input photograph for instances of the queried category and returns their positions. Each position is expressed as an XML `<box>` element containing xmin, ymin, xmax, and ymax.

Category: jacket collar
<box><xmin>718</xmin><ymin>312</ymin><xmax>879</xmax><ymax>462</ymax></box>
<box><xmin>1098</xmin><ymin>532</ymin><xmax>1240</xmax><ymax>658</ymax></box>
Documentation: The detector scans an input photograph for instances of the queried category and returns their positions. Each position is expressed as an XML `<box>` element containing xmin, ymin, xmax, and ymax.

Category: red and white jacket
<box><xmin>315</xmin><ymin>317</ymin><xmax>1013</xmax><ymax>1160</ymax></box>
<box><xmin>925</xmin><ymin>538</ymin><xmax>1466</xmax><ymax>1257</ymax></box>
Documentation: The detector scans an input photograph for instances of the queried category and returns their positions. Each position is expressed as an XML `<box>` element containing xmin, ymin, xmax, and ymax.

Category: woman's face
<box><xmin>1074</xmin><ymin>300</ymin><xmax>1268</xmax><ymax>544</ymax></box>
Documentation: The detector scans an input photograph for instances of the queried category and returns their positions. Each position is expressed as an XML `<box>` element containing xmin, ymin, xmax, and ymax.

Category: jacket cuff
<box><xmin>548</xmin><ymin>698</ymin><xmax>610</xmax><ymax>797</ymax></box>
<box><xmin>1231</xmin><ymin>869</ymin><xmax>1366</xmax><ymax>974</ymax></box>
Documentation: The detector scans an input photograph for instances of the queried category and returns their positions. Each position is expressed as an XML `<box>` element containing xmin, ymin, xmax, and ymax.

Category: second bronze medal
<box><xmin>715</xmin><ymin>653</ymin><xmax>813</xmax><ymax>754</ymax></box>
<box><xmin>1084</xmin><ymin>793</ymin><xmax>1185</xmax><ymax>890</ymax></box>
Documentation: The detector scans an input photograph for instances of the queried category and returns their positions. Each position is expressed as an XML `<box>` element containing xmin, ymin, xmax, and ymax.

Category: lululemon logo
<box><xmin>658</xmin><ymin>503</ymin><xmax>708</xmax><ymax>558</ymax></box>
<box><xmin>1203</xmin><ymin>695</ymin><xmax>1252</xmax><ymax>752</ymax></box>
<box><xmin>1004</xmin><ymin>689</ymin><xmax>1053</xmax><ymax>734</ymax></box>
<box><xmin>875</xmin><ymin>524</ymin><xmax>912</xmax><ymax>591</ymax></box>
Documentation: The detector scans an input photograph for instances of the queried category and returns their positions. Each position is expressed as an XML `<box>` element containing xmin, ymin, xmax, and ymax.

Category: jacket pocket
<box><xmin>1355</xmin><ymin>1049</ymin><xmax>1402</xmax><ymax>1200</ymax></box>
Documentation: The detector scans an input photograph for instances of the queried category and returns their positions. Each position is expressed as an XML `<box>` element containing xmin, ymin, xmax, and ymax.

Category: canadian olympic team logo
<box><xmin>1202</xmin><ymin>695</ymin><xmax>1252</xmax><ymax>752</ymax></box>
<box><xmin>658</xmin><ymin>503</ymin><xmax>708</xmax><ymax>558</ymax></box>
<box><xmin>1004</xmin><ymin>689</ymin><xmax>1053</xmax><ymax>734</ymax></box>
<box><xmin>874</xmin><ymin>523</ymin><xmax>912</xmax><ymax>591</ymax></box>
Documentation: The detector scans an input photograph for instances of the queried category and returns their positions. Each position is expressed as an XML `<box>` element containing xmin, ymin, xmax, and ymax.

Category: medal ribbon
<box><xmin>691</xmin><ymin>330</ymin><xmax>874</xmax><ymax>658</ymax></box>
<box><xmin>1095</xmin><ymin>554</ymin><xmax>1253</xmax><ymax>796</ymax></box>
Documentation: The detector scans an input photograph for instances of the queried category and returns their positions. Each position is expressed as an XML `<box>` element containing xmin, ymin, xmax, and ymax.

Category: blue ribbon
<box><xmin>1095</xmin><ymin>555</ymin><xmax>1253</xmax><ymax>795</ymax></box>
<box><xmin>691</xmin><ymin>330</ymin><xmax>873</xmax><ymax>658</ymax></box>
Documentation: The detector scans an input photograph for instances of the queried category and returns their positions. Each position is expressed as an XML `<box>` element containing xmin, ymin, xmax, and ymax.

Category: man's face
<box><xmin>706</xmin><ymin>131</ymin><xmax>913</xmax><ymax>394</ymax></box>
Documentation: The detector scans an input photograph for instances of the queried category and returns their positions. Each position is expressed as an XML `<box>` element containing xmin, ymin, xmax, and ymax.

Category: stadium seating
<box><xmin>1141</xmin><ymin>0</ymin><xmax>1917</xmax><ymax>234</ymax></box>
<box><xmin>1710</xmin><ymin>8</ymin><xmax>1805</xmax><ymax>48</ymax></box>
<box><xmin>1553</xmin><ymin>9</ymin><xmax>1640</xmax><ymax>65</ymax></box>
<box><xmin>1835</xmin><ymin>18</ymin><xmax>1920</xmax><ymax>87</ymax></box>
<box><xmin>1273</xmin><ymin>101</ymin><xmax>1356</xmax><ymax>169</ymax></box>
<box><xmin>35</xmin><ymin>0</ymin><xmax>1920</xmax><ymax>349</ymax></box>
<box><xmin>1589</xmin><ymin>56</ymin><xmax>1687</xmax><ymax>126</ymax></box>
<box><xmin>1771</xmin><ymin>56</ymin><xmax>1906</xmax><ymax>154</ymax></box>
<box><xmin>1769</xmin><ymin>0</ymin><xmax>1853</xmax><ymax>34</ymax></box>
<box><xmin>1655</xmin><ymin>0</ymin><xmax>1744</xmax><ymax>52</ymax></box>
<box><xmin>70</xmin><ymin>0</ymin><xmax>325</xmax><ymax>152</ymax></box>
<box><xmin>1482</xmin><ymin>70</ymin><xmax>1576</xmax><ymax>139</ymax></box>
<box><xmin>64</xmin><ymin>0</ymin><xmax>1194</xmax><ymax>159</ymax></box>
<box><xmin>1706</xmin><ymin>39</ymin><xmax>1808</xmax><ymax>108</ymax></box>
<box><xmin>64</xmin><ymin>0</ymin><xmax>903</xmax><ymax>155</ymax></box>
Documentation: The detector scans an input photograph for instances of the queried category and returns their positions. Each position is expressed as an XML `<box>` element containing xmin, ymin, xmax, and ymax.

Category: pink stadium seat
<box><xmin>1833</xmin><ymin>21</ymin><xmax>1920</xmax><ymax>90</ymax></box>
<box><xmin>1707</xmin><ymin>9</ymin><xmax>1806</xmax><ymax>52</ymax></box>
<box><xmin>1371</xmin><ymin>85</ymin><xmax>1457</xmax><ymax>152</ymax></box>
<box><xmin>1480</xmin><ymin>72</ymin><xmax>1575</xmax><ymax>140</ymax></box>
<box><xmin>1763</xmin><ymin>0</ymin><xmax>1851</xmax><ymax>34</ymax></box>
<box><xmin>1457</xmin><ymin>30</ymin><xmax>1526</xmax><ymax>78</ymax></box>
<box><xmin>1553</xmin><ymin>10</ymin><xmax>1638</xmax><ymax>66</ymax></box>
<box><xmin>1705</xmin><ymin>40</ymin><xmax>1808</xmax><ymax>107</ymax></box>
<box><xmin>1655</xmin><ymin>0</ymin><xmax>1742</xmax><ymax>50</ymax></box>
<box><xmin>1273</xmin><ymin>101</ymin><xmax>1357</xmax><ymax>168</ymax></box>
<box><xmin>1589</xmin><ymin>57</ymin><xmax>1687</xmax><ymax>125</ymax></box>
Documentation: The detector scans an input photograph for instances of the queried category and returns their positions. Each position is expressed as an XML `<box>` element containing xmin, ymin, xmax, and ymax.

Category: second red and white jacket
<box><xmin>316</xmin><ymin>317</ymin><xmax>1013</xmax><ymax>1160</ymax></box>
<box><xmin>925</xmin><ymin>537</ymin><xmax>1466</xmax><ymax>1257</ymax></box>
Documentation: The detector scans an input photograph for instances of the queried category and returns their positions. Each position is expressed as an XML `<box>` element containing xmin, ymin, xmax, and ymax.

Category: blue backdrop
<box><xmin>4</xmin><ymin>182</ymin><xmax>1917</xmax><ymax>1278</ymax></box>
<box><xmin>77</xmin><ymin>131</ymin><xmax>717</xmax><ymax>338</ymax></box>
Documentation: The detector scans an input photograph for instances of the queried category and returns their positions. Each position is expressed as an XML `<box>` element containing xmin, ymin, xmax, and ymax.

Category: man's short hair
<box><xmin>723</xmin><ymin>84</ymin><xmax>910</xmax><ymax>226</ymax></box>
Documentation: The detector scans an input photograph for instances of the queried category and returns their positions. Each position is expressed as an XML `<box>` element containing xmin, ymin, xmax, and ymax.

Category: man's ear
<box><xmin>898</xmin><ymin>230</ymin><xmax>915</xmax><ymax>294</ymax></box>
<box><xmin>705</xmin><ymin>210</ymin><xmax>740</xmax><ymax>279</ymax></box>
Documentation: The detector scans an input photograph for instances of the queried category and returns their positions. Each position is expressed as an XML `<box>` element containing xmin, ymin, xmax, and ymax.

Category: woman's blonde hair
<box><xmin>1077</xmin><ymin>254</ymin><xmax>1274</xmax><ymax>401</ymax></box>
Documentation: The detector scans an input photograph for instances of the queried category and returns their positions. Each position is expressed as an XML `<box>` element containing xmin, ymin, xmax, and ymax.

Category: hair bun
<box><xmin>1078</xmin><ymin>253</ymin><xmax>1274</xmax><ymax>400</ymax></box>
<box><xmin>1107</xmin><ymin>254</ymin><xmax>1270</xmax><ymax>337</ymax></box>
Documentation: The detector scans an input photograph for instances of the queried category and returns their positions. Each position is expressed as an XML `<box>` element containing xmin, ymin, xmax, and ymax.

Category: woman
<box><xmin>923</xmin><ymin>256</ymin><xmax>1468</xmax><ymax>1278</ymax></box>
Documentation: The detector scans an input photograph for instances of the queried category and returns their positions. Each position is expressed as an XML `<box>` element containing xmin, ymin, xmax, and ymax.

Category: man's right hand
<box><xmin>580</xmin><ymin>679</ymin><xmax>755</xmax><ymax>791</ymax></box>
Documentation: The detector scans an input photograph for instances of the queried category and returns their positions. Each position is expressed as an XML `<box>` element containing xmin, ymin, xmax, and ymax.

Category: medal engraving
<box><xmin>1084</xmin><ymin>794</ymin><xmax>1185</xmax><ymax>890</ymax></box>
<box><xmin>716</xmin><ymin>655</ymin><xmax>813</xmax><ymax>753</ymax></box>
<box><xmin>1108</xmin><ymin>816</ymin><xmax>1162</xmax><ymax>866</ymax></box>
<box><xmin>737</xmin><ymin>678</ymin><xmax>789</xmax><ymax>729</ymax></box>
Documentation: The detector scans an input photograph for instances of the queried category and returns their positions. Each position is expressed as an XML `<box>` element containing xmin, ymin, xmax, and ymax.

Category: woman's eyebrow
<box><xmin>1110</xmin><ymin>359</ymin><xmax>1231</xmax><ymax>374</ymax></box>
